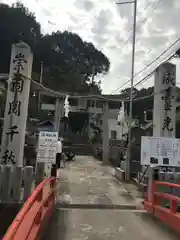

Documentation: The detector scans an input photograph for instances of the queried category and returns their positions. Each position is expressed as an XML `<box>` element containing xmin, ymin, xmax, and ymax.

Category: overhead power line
<box><xmin>111</xmin><ymin>35</ymin><xmax>180</xmax><ymax>94</ymax></box>
<box><xmin>134</xmin><ymin>44</ymin><xmax>180</xmax><ymax>88</ymax></box>
<box><xmin>137</xmin><ymin>0</ymin><xmax>162</xmax><ymax>29</ymax></box>
<box><xmin>132</xmin><ymin>48</ymin><xmax>180</xmax><ymax>89</ymax></box>
<box><xmin>3</xmin><ymin>36</ymin><xmax>179</xmax><ymax>103</ymax></box>
<box><xmin>26</xmin><ymin>37</ymin><xmax>180</xmax><ymax>102</ymax></box>
<box><xmin>111</xmin><ymin>0</ymin><xmax>162</xmax><ymax>94</ymax></box>
<box><xmin>117</xmin><ymin>0</ymin><xmax>161</xmax><ymax>56</ymax></box>
<box><xmin>133</xmin><ymin>52</ymin><xmax>178</xmax><ymax>88</ymax></box>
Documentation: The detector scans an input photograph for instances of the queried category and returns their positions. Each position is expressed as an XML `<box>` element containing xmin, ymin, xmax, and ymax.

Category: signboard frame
<box><xmin>141</xmin><ymin>136</ymin><xmax>180</xmax><ymax>167</ymax></box>
<box><xmin>37</xmin><ymin>131</ymin><xmax>58</xmax><ymax>164</ymax></box>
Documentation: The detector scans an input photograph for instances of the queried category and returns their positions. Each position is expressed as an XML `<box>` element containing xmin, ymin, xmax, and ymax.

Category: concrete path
<box><xmin>57</xmin><ymin>156</ymin><xmax>135</xmax><ymax>207</ymax></box>
<box><xmin>42</xmin><ymin>156</ymin><xmax>179</xmax><ymax>240</ymax></box>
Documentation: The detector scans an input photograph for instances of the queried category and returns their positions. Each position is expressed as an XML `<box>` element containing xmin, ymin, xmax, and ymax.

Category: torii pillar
<box><xmin>54</xmin><ymin>98</ymin><xmax>63</xmax><ymax>135</ymax></box>
<box><xmin>102</xmin><ymin>101</ymin><xmax>109</xmax><ymax>165</ymax></box>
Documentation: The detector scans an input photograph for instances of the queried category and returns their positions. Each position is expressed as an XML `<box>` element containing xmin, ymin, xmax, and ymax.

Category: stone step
<box><xmin>63</xmin><ymin>144</ymin><xmax>93</xmax><ymax>155</ymax></box>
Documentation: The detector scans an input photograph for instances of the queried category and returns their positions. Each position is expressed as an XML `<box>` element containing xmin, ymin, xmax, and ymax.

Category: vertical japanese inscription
<box><xmin>8</xmin><ymin>100</ymin><xmax>21</xmax><ymax>116</ymax></box>
<box><xmin>162</xmin><ymin>72</ymin><xmax>175</xmax><ymax>86</ymax></box>
<box><xmin>11</xmin><ymin>71</ymin><xmax>24</xmax><ymax>93</ymax></box>
<box><xmin>13</xmin><ymin>52</ymin><xmax>27</xmax><ymax>71</ymax></box>
<box><xmin>2</xmin><ymin>51</ymin><xmax>28</xmax><ymax>165</ymax></box>
<box><xmin>6</xmin><ymin>125</ymin><xmax>19</xmax><ymax>141</ymax></box>
<box><xmin>161</xmin><ymin>71</ymin><xmax>175</xmax><ymax>133</ymax></box>
<box><xmin>2</xmin><ymin>150</ymin><xmax>16</xmax><ymax>165</ymax></box>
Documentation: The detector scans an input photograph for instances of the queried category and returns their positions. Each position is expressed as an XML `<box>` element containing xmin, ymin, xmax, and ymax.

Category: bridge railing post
<box><xmin>50</xmin><ymin>164</ymin><xmax>57</xmax><ymax>178</ymax></box>
<box><xmin>0</xmin><ymin>164</ymin><xmax>46</xmax><ymax>203</ymax></box>
<box><xmin>35</xmin><ymin>162</ymin><xmax>45</xmax><ymax>187</ymax></box>
<box><xmin>23</xmin><ymin>166</ymin><xmax>33</xmax><ymax>201</ymax></box>
<box><xmin>12</xmin><ymin>166</ymin><xmax>23</xmax><ymax>202</ymax></box>
<box><xmin>1</xmin><ymin>166</ymin><xmax>12</xmax><ymax>202</ymax></box>
<box><xmin>147</xmin><ymin>165</ymin><xmax>159</xmax><ymax>203</ymax></box>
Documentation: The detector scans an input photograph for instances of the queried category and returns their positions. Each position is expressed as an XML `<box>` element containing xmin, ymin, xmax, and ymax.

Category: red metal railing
<box><xmin>144</xmin><ymin>181</ymin><xmax>180</xmax><ymax>233</ymax></box>
<box><xmin>3</xmin><ymin>177</ymin><xmax>57</xmax><ymax>240</ymax></box>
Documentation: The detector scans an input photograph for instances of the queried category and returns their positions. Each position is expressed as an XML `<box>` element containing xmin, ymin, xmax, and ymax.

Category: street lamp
<box><xmin>116</xmin><ymin>0</ymin><xmax>137</xmax><ymax>181</ymax></box>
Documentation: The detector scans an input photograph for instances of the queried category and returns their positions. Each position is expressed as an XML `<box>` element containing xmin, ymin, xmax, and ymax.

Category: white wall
<box><xmin>108</xmin><ymin>119</ymin><xmax>128</xmax><ymax>140</ymax></box>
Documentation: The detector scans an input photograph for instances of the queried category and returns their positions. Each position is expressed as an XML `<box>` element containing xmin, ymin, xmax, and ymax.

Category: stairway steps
<box><xmin>63</xmin><ymin>144</ymin><xmax>93</xmax><ymax>155</ymax></box>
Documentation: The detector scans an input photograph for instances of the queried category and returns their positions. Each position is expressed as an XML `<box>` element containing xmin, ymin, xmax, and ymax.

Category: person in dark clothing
<box><xmin>56</xmin><ymin>138</ymin><xmax>62</xmax><ymax>169</ymax></box>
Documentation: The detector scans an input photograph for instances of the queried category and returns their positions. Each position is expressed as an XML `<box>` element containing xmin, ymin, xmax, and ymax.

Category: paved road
<box><xmin>42</xmin><ymin>156</ymin><xmax>179</xmax><ymax>240</ymax></box>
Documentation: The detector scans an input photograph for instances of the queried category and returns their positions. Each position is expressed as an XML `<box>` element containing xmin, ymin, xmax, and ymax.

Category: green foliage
<box><xmin>33</xmin><ymin>31</ymin><xmax>109</xmax><ymax>93</ymax></box>
<box><xmin>123</xmin><ymin>86</ymin><xmax>180</xmax><ymax>125</ymax></box>
<box><xmin>0</xmin><ymin>88</ymin><xmax>7</xmax><ymax>117</ymax></box>
<box><xmin>123</xmin><ymin>87</ymin><xmax>154</xmax><ymax>123</ymax></box>
<box><xmin>0</xmin><ymin>2</ymin><xmax>110</xmax><ymax>94</ymax></box>
<box><xmin>176</xmin><ymin>49</ymin><xmax>180</xmax><ymax>58</ymax></box>
<box><xmin>0</xmin><ymin>2</ymin><xmax>41</xmax><ymax>73</ymax></box>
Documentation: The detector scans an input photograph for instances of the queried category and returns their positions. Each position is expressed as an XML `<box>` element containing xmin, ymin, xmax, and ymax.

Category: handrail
<box><xmin>3</xmin><ymin>177</ymin><xmax>57</xmax><ymax>240</ymax></box>
<box><xmin>144</xmin><ymin>180</ymin><xmax>180</xmax><ymax>233</ymax></box>
<box><xmin>154</xmin><ymin>192</ymin><xmax>180</xmax><ymax>203</ymax></box>
<box><xmin>155</xmin><ymin>181</ymin><xmax>180</xmax><ymax>189</ymax></box>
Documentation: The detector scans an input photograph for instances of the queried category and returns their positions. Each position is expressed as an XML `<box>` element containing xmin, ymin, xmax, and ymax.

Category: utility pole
<box><xmin>116</xmin><ymin>0</ymin><xmax>137</xmax><ymax>181</ymax></box>
<box><xmin>102</xmin><ymin>101</ymin><xmax>109</xmax><ymax>165</ymax></box>
<box><xmin>126</xmin><ymin>0</ymin><xmax>137</xmax><ymax>181</ymax></box>
<box><xmin>38</xmin><ymin>61</ymin><xmax>43</xmax><ymax>110</ymax></box>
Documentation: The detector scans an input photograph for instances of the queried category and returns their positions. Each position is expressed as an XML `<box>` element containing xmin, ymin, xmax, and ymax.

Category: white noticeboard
<box><xmin>37</xmin><ymin>131</ymin><xmax>58</xmax><ymax>164</ymax></box>
<box><xmin>141</xmin><ymin>136</ymin><xmax>180</xmax><ymax>167</ymax></box>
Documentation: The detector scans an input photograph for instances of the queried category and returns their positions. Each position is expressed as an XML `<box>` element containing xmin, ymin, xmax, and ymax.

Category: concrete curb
<box><xmin>56</xmin><ymin>202</ymin><xmax>138</xmax><ymax>210</ymax></box>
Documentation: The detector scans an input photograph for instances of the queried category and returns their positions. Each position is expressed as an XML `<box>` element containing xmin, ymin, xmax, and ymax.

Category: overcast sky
<box><xmin>2</xmin><ymin>0</ymin><xmax>180</xmax><ymax>93</ymax></box>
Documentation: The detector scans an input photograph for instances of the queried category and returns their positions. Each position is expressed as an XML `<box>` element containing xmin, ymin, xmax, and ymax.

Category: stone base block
<box><xmin>115</xmin><ymin>167</ymin><xmax>125</xmax><ymax>181</ymax></box>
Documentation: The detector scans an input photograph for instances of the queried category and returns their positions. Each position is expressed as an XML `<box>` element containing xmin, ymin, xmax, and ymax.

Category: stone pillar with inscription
<box><xmin>153</xmin><ymin>62</ymin><xmax>176</xmax><ymax>137</ymax></box>
<box><xmin>0</xmin><ymin>42</ymin><xmax>33</xmax><ymax>166</ymax></box>
<box><xmin>54</xmin><ymin>98</ymin><xmax>62</xmax><ymax>135</ymax></box>
<box><xmin>102</xmin><ymin>101</ymin><xmax>109</xmax><ymax>165</ymax></box>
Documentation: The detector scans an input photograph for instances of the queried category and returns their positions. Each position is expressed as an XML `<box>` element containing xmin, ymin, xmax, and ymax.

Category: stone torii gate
<box><xmin>39</xmin><ymin>95</ymin><xmax>112</xmax><ymax>165</ymax></box>
<box><xmin>30</xmin><ymin>81</ymin><xmax>123</xmax><ymax>165</ymax></box>
<box><xmin>0</xmin><ymin>43</ymin><xmax>177</xmax><ymax>176</ymax></box>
